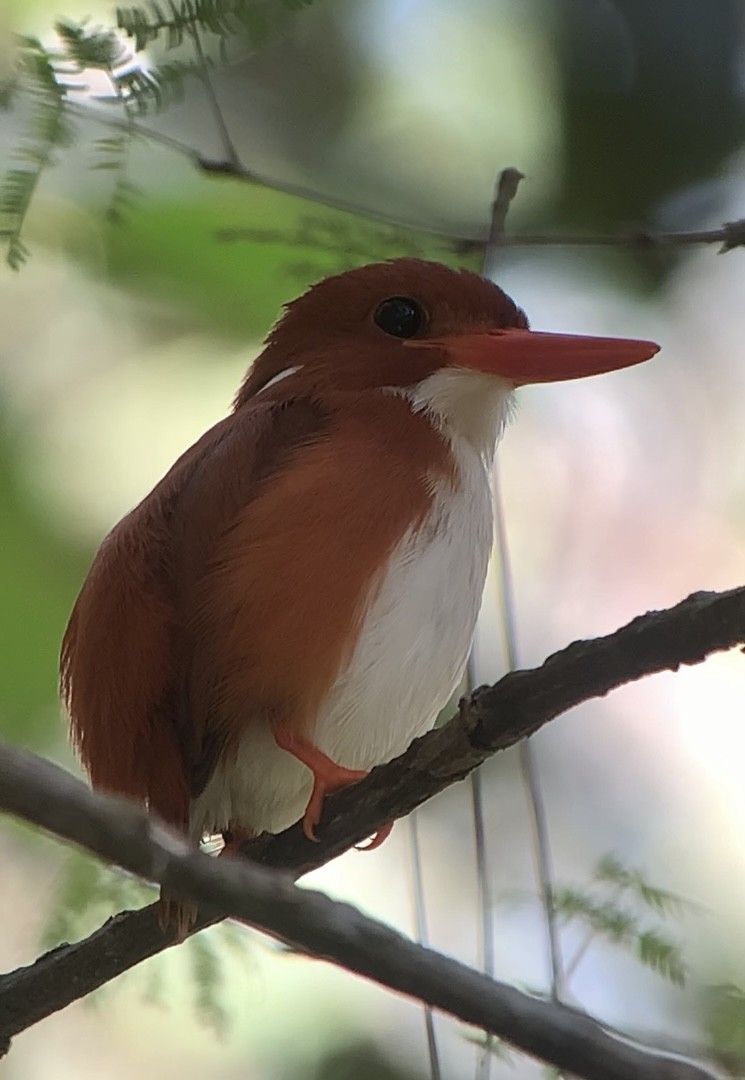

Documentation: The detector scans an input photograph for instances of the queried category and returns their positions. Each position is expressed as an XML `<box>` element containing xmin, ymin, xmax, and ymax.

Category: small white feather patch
<box><xmin>254</xmin><ymin>365</ymin><xmax>302</xmax><ymax>396</ymax></box>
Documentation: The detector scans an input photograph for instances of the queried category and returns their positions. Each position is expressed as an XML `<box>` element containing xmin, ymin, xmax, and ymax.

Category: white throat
<box><xmin>405</xmin><ymin>367</ymin><xmax>515</xmax><ymax>462</ymax></box>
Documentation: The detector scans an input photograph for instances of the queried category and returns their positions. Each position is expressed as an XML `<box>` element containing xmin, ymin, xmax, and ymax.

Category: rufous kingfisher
<box><xmin>61</xmin><ymin>258</ymin><xmax>658</xmax><ymax>908</ymax></box>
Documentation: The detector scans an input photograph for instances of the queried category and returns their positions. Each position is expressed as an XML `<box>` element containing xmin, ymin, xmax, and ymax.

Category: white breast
<box><xmin>190</xmin><ymin>370</ymin><xmax>512</xmax><ymax>839</ymax></box>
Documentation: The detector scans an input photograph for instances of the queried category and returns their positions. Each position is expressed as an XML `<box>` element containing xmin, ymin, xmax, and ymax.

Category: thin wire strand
<box><xmin>482</xmin><ymin>169</ymin><xmax>565</xmax><ymax>1019</ymax></box>
<box><xmin>408</xmin><ymin>813</ymin><xmax>443</xmax><ymax>1080</ymax></box>
<box><xmin>492</xmin><ymin>415</ymin><xmax>565</xmax><ymax>1005</ymax></box>
<box><xmin>467</xmin><ymin>722</ymin><xmax>495</xmax><ymax>1080</ymax></box>
<box><xmin>467</xmin><ymin>168</ymin><xmax>527</xmax><ymax>1080</ymax></box>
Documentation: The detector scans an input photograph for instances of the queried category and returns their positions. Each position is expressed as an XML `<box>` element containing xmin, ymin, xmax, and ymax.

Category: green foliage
<box><xmin>0</xmin><ymin>0</ymin><xmax>322</xmax><ymax>265</ymax></box>
<box><xmin>593</xmin><ymin>853</ymin><xmax>693</xmax><ymax>918</ymax></box>
<box><xmin>41</xmin><ymin>850</ymin><xmax>156</xmax><ymax>948</ymax></box>
<box><xmin>116</xmin><ymin>0</ymin><xmax>317</xmax><ymax>51</ymax></box>
<box><xmin>0</xmin><ymin>430</ymin><xmax>89</xmax><ymax>743</ymax></box>
<box><xmin>635</xmin><ymin>929</ymin><xmax>686</xmax><ymax>988</ymax></box>
<box><xmin>55</xmin><ymin>19</ymin><xmax>126</xmax><ymax>71</ymax></box>
<box><xmin>465</xmin><ymin>1032</ymin><xmax>515</xmax><ymax>1066</ymax></box>
<box><xmin>554</xmin><ymin>887</ymin><xmax>638</xmax><ymax>943</ymax></box>
<box><xmin>703</xmin><ymin>983</ymin><xmax>745</xmax><ymax>1076</ymax></box>
<box><xmin>554</xmin><ymin>855</ymin><xmax>690</xmax><ymax>989</ymax></box>
<box><xmin>189</xmin><ymin>931</ymin><xmax>230</xmax><ymax>1033</ymax></box>
<box><xmin>98</xmin><ymin>189</ymin><xmax>473</xmax><ymax>341</ymax></box>
<box><xmin>305</xmin><ymin>1040</ymin><xmax>425</xmax><ymax>1080</ymax></box>
<box><xmin>42</xmin><ymin>847</ymin><xmax>253</xmax><ymax>1030</ymax></box>
<box><xmin>219</xmin><ymin>214</ymin><xmax>478</xmax><ymax>278</ymax></box>
<box><xmin>0</xmin><ymin>36</ymin><xmax>75</xmax><ymax>268</ymax></box>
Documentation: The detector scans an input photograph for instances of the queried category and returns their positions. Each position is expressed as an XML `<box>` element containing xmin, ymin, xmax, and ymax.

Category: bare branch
<box><xmin>486</xmin><ymin>167</ymin><xmax>525</xmax><ymax>249</ymax></box>
<box><xmin>472</xmin><ymin>221</ymin><xmax>745</xmax><ymax>253</ymax></box>
<box><xmin>187</xmin><ymin>24</ymin><xmax>240</xmax><ymax>170</ymax></box>
<box><xmin>0</xmin><ymin>744</ymin><xmax>720</xmax><ymax>1080</ymax></box>
<box><xmin>66</xmin><ymin>104</ymin><xmax>745</xmax><ymax>254</ymax></box>
<box><xmin>1</xmin><ymin>585</ymin><xmax>744</xmax><ymax>1065</ymax></box>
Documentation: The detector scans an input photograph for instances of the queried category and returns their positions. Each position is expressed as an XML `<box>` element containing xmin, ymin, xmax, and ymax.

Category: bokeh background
<box><xmin>1</xmin><ymin>0</ymin><xmax>745</xmax><ymax>1077</ymax></box>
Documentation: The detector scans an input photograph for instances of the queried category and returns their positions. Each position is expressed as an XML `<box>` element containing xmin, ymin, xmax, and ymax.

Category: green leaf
<box><xmin>41</xmin><ymin>851</ymin><xmax>103</xmax><ymax>948</ymax></box>
<box><xmin>99</xmin><ymin>189</ymin><xmax>471</xmax><ymax>340</ymax></box>
<box><xmin>594</xmin><ymin>854</ymin><xmax>693</xmax><ymax>918</ymax></box>
<box><xmin>554</xmin><ymin>886</ymin><xmax>638</xmax><ymax>945</ymax></box>
<box><xmin>55</xmin><ymin>20</ymin><xmax>128</xmax><ymax>71</ymax></box>
<box><xmin>189</xmin><ymin>931</ymin><xmax>229</xmax><ymax>1034</ymax></box>
<box><xmin>0</xmin><ymin>36</ymin><xmax>73</xmax><ymax>266</ymax></box>
<box><xmin>636</xmin><ymin>930</ymin><xmax>686</xmax><ymax>987</ymax></box>
<box><xmin>703</xmin><ymin>984</ymin><xmax>745</xmax><ymax>1075</ymax></box>
<box><xmin>0</xmin><ymin>73</ymin><xmax>19</xmax><ymax>110</ymax></box>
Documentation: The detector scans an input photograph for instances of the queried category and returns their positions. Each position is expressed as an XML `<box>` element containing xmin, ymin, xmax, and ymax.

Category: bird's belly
<box><xmin>191</xmin><ymin>444</ymin><xmax>493</xmax><ymax>839</ymax></box>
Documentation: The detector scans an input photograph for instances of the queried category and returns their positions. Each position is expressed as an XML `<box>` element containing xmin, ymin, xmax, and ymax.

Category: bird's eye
<box><xmin>373</xmin><ymin>296</ymin><xmax>427</xmax><ymax>339</ymax></box>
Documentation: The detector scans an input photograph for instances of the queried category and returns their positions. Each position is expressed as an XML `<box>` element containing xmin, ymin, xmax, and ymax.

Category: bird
<box><xmin>61</xmin><ymin>257</ymin><xmax>658</xmax><ymax>882</ymax></box>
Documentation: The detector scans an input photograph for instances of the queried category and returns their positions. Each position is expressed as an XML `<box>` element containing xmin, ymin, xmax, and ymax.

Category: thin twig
<box><xmin>187</xmin><ymin>23</ymin><xmax>241</xmax><ymax>170</ymax></box>
<box><xmin>473</xmin><ymin>224</ymin><xmax>745</xmax><ymax>253</ymax></box>
<box><xmin>519</xmin><ymin>741</ymin><xmax>565</xmax><ymax>998</ymax></box>
<box><xmin>408</xmin><ymin>814</ymin><xmax>442</xmax><ymax>1080</ymax></box>
<box><xmin>564</xmin><ymin>886</ymin><xmax>625</xmax><ymax>984</ymax></box>
<box><xmin>484</xmin><ymin>168</ymin><xmax>525</xmax><ymax>267</ymax></box>
<box><xmin>495</xmin><ymin>468</ymin><xmax>565</xmax><ymax>1002</ymax></box>
<box><xmin>469</xmin><ymin>759</ymin><xmax>495</xmax><ymax>1080</ymax></box>
<box><xmin>63</xmin><ymin>103</ymin><xmax>745</xmax><ymax>254</ymax></box>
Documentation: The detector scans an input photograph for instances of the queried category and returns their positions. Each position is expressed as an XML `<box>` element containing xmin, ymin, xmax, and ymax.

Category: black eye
<box><xmin>373</xmin><ymin>296</ymin><xmax>427</xmax><ymax>339</ymax></box>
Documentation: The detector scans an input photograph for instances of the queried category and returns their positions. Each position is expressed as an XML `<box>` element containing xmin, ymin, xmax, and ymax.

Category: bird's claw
<box><xmin>302</xmin><ymin>764</ymin><xmax>368</xmax><ymax>842</ymax></box>
<box><xmin>354</xmin><ymin>820</ymin><xmax>394</xmax><ymax>851</ymax></box>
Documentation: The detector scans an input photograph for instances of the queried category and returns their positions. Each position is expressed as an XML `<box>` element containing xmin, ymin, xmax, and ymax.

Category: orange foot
<box><xmin>272</xmin><ymin>724</ymin><xmax>393</xmax><ymax>848</ymax></box>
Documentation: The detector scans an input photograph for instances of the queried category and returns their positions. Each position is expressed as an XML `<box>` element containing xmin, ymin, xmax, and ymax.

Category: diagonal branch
<box><xmin>0</xmin><ymin>744</ymin><xmax>719</xmax><ymax>1080</ymax></box>
<box><xmin>1</xmin><ymin>585</ymin><xmax>744</xmax><ymax>1057</ymax></box>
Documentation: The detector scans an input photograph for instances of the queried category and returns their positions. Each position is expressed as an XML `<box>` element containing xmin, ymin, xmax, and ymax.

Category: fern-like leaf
<box><xmin>704</xmin><ymin>983</ymin><xmax>745</xmax><ymax>1076</ymax></box>
<box><xmin>554</xmin><ymin>886</ymin><xmax>639</xmax><ymax>946</ymax></box>
<box><xmin>55</xmin><ymin>19</ymin><xmax>127</xmax><ymax>70</ymax></box>
<box><xmin>116</xmin><ymin>0</ymin><xmax>320</xmax><ymax>51</ymax></box>
<box><xmin>190</xmin><ymin>931</ymin><xmax>229</xmax><ymax>1035</ymax></box>
<box><xmin>636</xmin><ymin>930</ymin><xmax>686</xmax><ymax>987</ymax></box>
<box><xmin>594</xmin><ymin>854</ymin><xmax>693</xmax><ymax>918</ymax></box>
<box><xmin>0</xmin><ymin>37</ymin><xmax>74</xmax><ymax>268</ymax></box>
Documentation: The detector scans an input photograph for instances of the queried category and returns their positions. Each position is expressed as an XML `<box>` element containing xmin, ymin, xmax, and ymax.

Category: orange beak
<box><xmin>406</xmin><ymin>328</ymin><xmax>659</xmax><ymax>385</ymax></box>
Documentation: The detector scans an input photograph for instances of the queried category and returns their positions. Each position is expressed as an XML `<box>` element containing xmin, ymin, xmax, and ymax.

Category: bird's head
<box><xmin>236</xmin><ymin>259</ymin><xmax>659</xmax><ymax>453</ymax></box>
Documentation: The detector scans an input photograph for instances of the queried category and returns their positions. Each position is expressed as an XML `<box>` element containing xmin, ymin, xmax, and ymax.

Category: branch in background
<box><xmin>460</xmin><ymin>221</ymin><xmax>745</xmax><ymax>253</ymax></box>
<box><xmin>1</xmin><ymin>585</ymin><xmax>744</xmax><ymax>1057</ymax></box>
<box><xmin>0</xmin><ymin>745</ymin><xmax>720</xmax><ymax>1080</ymax></box>
<box><xmin>45</xmin><ymin>105</ymin><xmax>745</xmax><ymax>258</ymax></box>
<box><xmin>487</xmin><ymin>167</ymin><xmax>525</xmax><ymax>246</ymax></box>
<box><xmin>186</xmin><ymin>22</ymin><xmax>240</xmax><ymax>171</ymax></box>
<box><xmin>7</xmin><ymin>21</ymin><xmax>745</xmax><ymax>266</ymax></box>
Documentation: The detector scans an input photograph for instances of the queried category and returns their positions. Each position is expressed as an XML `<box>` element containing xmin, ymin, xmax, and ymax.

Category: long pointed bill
<box><xmin>406</xmin><ymin>328</ymin><xmax>659</xmax><ymax>385</ymax></box>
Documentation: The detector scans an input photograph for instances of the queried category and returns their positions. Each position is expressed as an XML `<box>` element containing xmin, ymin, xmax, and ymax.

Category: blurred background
<box><xmin>1</xmin><ymin>0</ymin><xmax>745</xmax><ymax>1077</ymax></box>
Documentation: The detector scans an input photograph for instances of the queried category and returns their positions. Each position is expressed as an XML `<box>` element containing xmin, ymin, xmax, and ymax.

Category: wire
<box><xmin>408</xmin><ymin>813</ymin><xmax>443</xmax><ymax>1080</ymax></box>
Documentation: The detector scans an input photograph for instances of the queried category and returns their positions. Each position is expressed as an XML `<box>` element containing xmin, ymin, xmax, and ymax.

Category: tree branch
<box><xmin>2</xmin><ymin>585</ymin><xmax>744</xmax><ymax>1064</ymax></box>
<box><xmin>67</xmin><ymin>104</ymin><xmax>745</xmax><ymax>254</ymax></box>
<box><xmin>468</xmin><ymin>221</ymin><xmax>745</xmax><ymax>253</ymax></box>
<box><xmin>0</xmin><ymin>743</ymin><xmax>720</xmax><ymax>1080</ymax></box>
